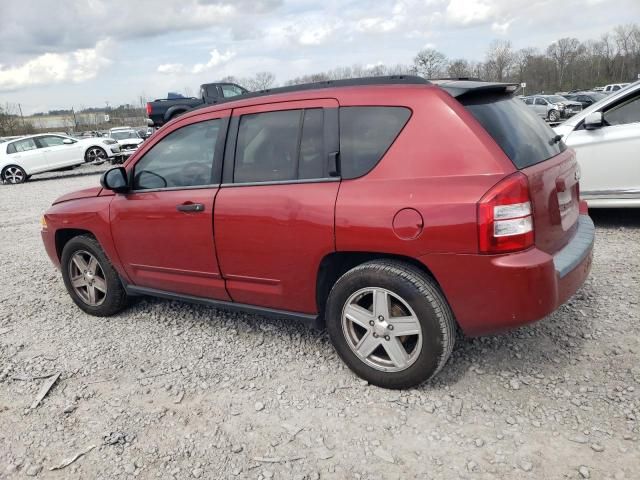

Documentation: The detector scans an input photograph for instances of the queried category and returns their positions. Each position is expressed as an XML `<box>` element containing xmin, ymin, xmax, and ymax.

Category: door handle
<box><xmin>176</xmin><ymin>202</ymin><xmax>205</xmax><ymax>212</ymax></box>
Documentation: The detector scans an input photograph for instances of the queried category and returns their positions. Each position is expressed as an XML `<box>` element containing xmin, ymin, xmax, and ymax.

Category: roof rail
<box><xmin>197</xmin><ymin>75</ymin><xmax>430</xmax><ymax>109</ymax></box>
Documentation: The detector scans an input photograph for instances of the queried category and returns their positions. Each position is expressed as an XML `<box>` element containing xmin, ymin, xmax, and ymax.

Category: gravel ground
<box><xmin>0</xmin><ymin>164</ymin><xmax>638</xmax><ymax>480</ymax></box>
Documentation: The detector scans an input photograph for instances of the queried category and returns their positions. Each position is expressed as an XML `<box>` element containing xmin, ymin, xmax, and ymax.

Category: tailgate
<box><xmin>521</xmin><ymin>148</ymin><xmax>580</xmax><ymax>254</ymax></box>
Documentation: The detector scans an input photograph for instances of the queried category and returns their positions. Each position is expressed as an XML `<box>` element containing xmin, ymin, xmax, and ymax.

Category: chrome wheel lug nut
<box><xmin>369</xmin><ymin>320</ymin><xmax>375</xmax><ymax>326</ymax></box>
<box><xmin>388</xmin><ymin>325</ymin><xmax>394</xmax><ymax>330</ymax></box>
<box><xmin>373</xmin><ymin>333</ymin><xmax>378</xmax><ymax>338</ymax></box>
<box><xmin>384</xmin><ymin>335</ymin><xmax>390</xmax><ymax>341</ymax></box>
<box><xmin>378</xmin><ymin>315</ymin><xmax>384</xmax><ymax>321</ymax></box>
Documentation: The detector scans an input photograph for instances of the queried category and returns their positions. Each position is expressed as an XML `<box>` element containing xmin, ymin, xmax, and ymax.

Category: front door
<box><xmin>110</xmin><ymin>111</ymin><xmax>230</xmax><ymax>299</ymax></box>
<box><xmin>568</xmin><ymin>90</ymin><xmax>640</xmax><ymax>199</ymax></box>
<box><xmin>214</xmin><ymin>99</ymin><xmax>340</xmax><ymax>314</ymax></box>
<box><xmin>36</xmin><ymin>135</ymin><xmax>83</xmax><ymax>168</ymax></box>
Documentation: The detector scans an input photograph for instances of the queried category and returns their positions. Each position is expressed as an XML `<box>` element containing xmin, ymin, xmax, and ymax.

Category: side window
<box><xmin>604</xmin><ymin>94</ymin><xmax>640</xmax><ymax>126</ymax></box>
<box><xmin>206</xmin><ymin>86</ymin><xmax>219</xmax><ymax>98</ymax></box>
<box><xmin>7</xmin><ymin>138</ymin><xmax>38</xmax><ymax>154</ymax></box>
<box><xmin>234</xmin><ymin>110</ymin><xmax>301</xmax><ymax>183</ymax></box>
<box><xmin>221</xmin><ymin>85</ymin><xmax>245</xmax><ymax>98</ymax></box>
<box><xmin>339</xmin><ymin>106</ymin><xmax>411</xmax><ymax>179</ymax></box>
<box><xmin>37</xmin><ymin>136</ymin><xmax>68</xmax><ymax>147</ymax></box>
<box><xmin>299</xmin><ymin>109</ymin><xmax>325</xmax><ymax>179</ymax></box>
<box><xmin>133</xmin><ymin>120</ymin><xmax>221</xmax><ymax>190</ymax></box>
<box><xmin>535</xmin><ymin>98</ymin><xmax>546</xmax><ymax>105</ymax></box>
<box><xmin>524</xmin><ymin>98</ymin><xmax>533</xmax><ymax>105</ymax></box>
<box><xmin>612</xmin><ymin>85</ymin><xmax>620</xmax><ymax>91</ymax></box>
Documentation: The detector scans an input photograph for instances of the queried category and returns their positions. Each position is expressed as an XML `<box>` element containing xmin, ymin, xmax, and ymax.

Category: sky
<box><xmin>0</xmin><ymin>0</ymin><xmax>638</xmax><ymax>114</ymax></box>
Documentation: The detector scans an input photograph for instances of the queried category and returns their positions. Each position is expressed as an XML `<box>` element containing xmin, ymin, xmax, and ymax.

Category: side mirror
<box><xmin>63</xmin><ymin>138</ymin><xmax>74</xmax><ymax>144</ymax></box>
<box><xmin>100</xmin><ymin>167</ymin><xmax>129</xmax><ymax>193</ymax></box>
<box><xmin>145</xmin><ymin>118</ymin><xmax>155</xmax><ymax>127</ymax></box>
<box><xmin>584</xmin><ymin>112</ymin><xmax>603</xmax><ymax>130</ymax></box>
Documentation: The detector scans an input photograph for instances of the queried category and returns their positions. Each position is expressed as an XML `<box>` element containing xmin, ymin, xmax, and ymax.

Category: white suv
<box><xmin>554</xmin><ymin>81</ymin><xmax>640</xmax><ymax>207</ymax></box>
<box><xmin>603</xmin><ymin>83</ymin><xmax>630</xmax><ymax>94</ymax></box>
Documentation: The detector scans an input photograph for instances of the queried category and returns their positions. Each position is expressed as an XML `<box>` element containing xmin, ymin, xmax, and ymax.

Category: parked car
<box><xmin>1</xmin><ymin>133</ymin><xmax>121</xmax><ymax>183</ymax></box>
<box><xmin>603</xmin><ymin>83</ymin><xmax>629</xmax><ymax>94</ymax></box>
<box><xmin>41</xmin><ymin>77</ymin><xmax>593</xmax><ymax>389</ymax></box>
<box><xmin>563</xmin><ymin>91</ymin><xmax>607</xmax><ymax>109</ymax></box>
<box><xmin>593</xmin><ymin>86</ymin><xmax>605</xmax><ymax>92</ymax></box>
<box><xmin>554</xmin><ymin>80</ymin><xmax>640</xmax><ymax>207</ymax></box>
<box><xmin>146</xmin><ymin>82</ymin><xmax>248</xmax><ymax>127</ymax></box>
<box><xmin>108</xmin><ymin>127</ymin><xmax>144</xmax><ymax>160</ymax></box>
<box><xmin>522</xmin><ymin>95</ymin><xmax>582</xmax><ymax>122</ymax></box>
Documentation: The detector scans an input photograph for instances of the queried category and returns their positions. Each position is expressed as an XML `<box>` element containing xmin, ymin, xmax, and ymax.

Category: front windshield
<box><xmin>546</xmin><ymin>95</ymin><xmax>567</xmax><ymax>103</ymax></box>
<box><xmin>111</xmin><ymin>131</ymin><xmax>139</xmax><ymax>140</ymax></box>
<box><xmin>590</xmin><ymin>93</ymin><xmax>606</xmax><ymax>101</ymax></box>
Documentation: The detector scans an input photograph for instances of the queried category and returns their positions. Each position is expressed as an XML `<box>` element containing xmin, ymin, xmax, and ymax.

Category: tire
<box><xmin>325</xmin><ymin>260</ymin><xmax>456</xmax><ymax>389</ymax></box>
<box><xmin>60</xmin><ymin>235</ymin><xmax>128</xmax><ymax>316</ymax></box>
<box><xmin>548</xmin><ymin>109</ymin><xmax>560</xmax><ymax>122</ymax></box>
<box><xmin>85</xmin><ymin>146</ymin><xmax>107</xmax><ymax>164</ymax></box>
<box><xmin>167</xmin><ymin>110</ymin><xmax>186</xmax><ymax>122</ymax></box>
<box><xmin>2</xmin><ymin>165</ymin><xmax>27</xmax><ymax>184</ymax></box>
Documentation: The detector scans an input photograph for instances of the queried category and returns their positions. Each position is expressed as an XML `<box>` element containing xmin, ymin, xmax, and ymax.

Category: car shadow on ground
<box><xmin>589</xmin><ymin>208</ymin><xmax>640</xmax><ymax>229</ymax></box>
<box><xmin>23</xmin><ymin>167</ymin><xmax>107</xmax><ymax>184</ymax></box>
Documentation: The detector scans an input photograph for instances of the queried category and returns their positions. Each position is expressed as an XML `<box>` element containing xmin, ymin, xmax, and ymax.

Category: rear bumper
<box><xmin>421</xmin><ymin>214</ymin><xmax>594</xmax><ymax>336</ymax></box>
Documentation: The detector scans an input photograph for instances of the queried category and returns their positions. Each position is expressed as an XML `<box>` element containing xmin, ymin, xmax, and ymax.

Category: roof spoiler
<box><xmin>431</xmin><ymin>79</ymin><xmax>520</xmax><ymax>98</ymax></box>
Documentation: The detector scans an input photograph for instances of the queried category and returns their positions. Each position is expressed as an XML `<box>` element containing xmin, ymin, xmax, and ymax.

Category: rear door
<box><xmin>214</xmin><ymin>99</ymin><xmax>339</xmax><ymax>314</ymax></box>
<box><xmin>110</xmin><ymin>111</ymin><xmax>230</xmax><ymax>299</ymax></box>
<box><xmin>563</xmin><ymin>88</ymin><xmax>640</xmax><ymax>200</ymax></box>
<box><xmin>5</xmin><ymin>138</ymin><xmax>45</xmax><ymax>173</ymax></box>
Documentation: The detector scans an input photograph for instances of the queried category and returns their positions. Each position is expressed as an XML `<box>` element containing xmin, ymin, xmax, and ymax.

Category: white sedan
<box><xmin>554</xmin><ymin>81</ymin><xmax>640</xmax><ymax>207</ymax></box>
<box><xmin>0</xmin><ymin>134</ymin><xmax>120</xmax><ymax>184</ymax></box>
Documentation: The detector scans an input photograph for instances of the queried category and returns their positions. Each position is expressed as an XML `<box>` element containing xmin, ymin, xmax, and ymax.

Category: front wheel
<box><xmin>548</xmin><ymin>109</ymin><xmax>560</xmax><ymax>122</ymax></box>
<box><xmin>325</xmin><ymin>260</ymin><xmax>456</xmax><ymax>389</ymax></box>
<box><xmin>60</xmin><ymin>235</ymin><xmax>128</xmax><ymax>316</ymax></box>
<box><xmin>85</xmin><ymin>147</ymin><xmax>107</xmax><ymax>164</ymax></box>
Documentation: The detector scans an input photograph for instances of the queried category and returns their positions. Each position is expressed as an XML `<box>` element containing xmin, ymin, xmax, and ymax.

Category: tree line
<box><xmin>228</xmin><ymin>23</ymin><xmax>640</xmax><ymax>94</ymax></box>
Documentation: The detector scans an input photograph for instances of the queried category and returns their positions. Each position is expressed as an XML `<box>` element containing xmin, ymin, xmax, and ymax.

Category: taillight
<box><xmin>477</xmin><ymin>172</ymin><xmax>534</xmax><ymax>254</ymax></box>
<box><xmin>146</xmin><ymin>102</ymin><xmax>152</xmax><ymax>116</ymax></box>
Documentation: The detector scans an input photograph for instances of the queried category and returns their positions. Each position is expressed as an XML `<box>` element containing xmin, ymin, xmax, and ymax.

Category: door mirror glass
<box><xmin>101</xmin><ymin>167</ymin><xmax>129</xmax><ymax>192</ymax></box>
<box><xmin>584</xmin><ymin>112</ymin><xmax>603</xmax><ymax>130</ymax></box>
<box><xmin>62</xmin><ymin>138</ymin><xmax>74</xmax><ymax>144</ymax></box>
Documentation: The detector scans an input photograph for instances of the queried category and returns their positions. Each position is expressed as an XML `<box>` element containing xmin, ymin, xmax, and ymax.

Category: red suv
<box><xmin>41</xmin><ymin>77</ymin><xmax>594</xmax><ymax>389</ymax></box>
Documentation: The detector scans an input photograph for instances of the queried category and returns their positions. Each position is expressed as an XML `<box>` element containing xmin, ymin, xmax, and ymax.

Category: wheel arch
<box><xmin>315</xmin><ymin>251</ymin><xmax>443</xmax><ymax>324</ymax></box>
<box><xmin>164</xmin><ymin>106</ymin><xmax>189</xmax><ymax>122</ymax></box>
<box><xmin>55</xmin><ymin>228</ymin><xmax>95</xmax><ymax>261</ymax></box>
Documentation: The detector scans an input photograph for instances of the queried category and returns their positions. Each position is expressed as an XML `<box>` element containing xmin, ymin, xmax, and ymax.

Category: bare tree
<box><xmin>485</xmin><ymin>40</ymin><xmax>515</xmax><ymax>81</ymax></box>
<box><xmin>413</xmin><ymin>48</ymin><xmax>448</xmax><ymax>78</ymax></box>
<box><xmin>447</xmin><ymin>59</ymin><xmax>471</xmax><ymax>78</ymax></box>
<box><xmin>547</xmin><ymin>37</ymin><xmax>583</xmax><ymax>90</ymax></box>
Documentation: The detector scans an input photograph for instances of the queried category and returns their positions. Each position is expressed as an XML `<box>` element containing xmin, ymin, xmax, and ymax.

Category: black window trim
<box><xmin>128</xmin><ymin>115</ymin><xmax>229</xmax><ymax>193</ymax></box>
<box><xmin>574</xmin><ymin>88</ymin><xmax>640</xmax><ymax>131</ymax></box>
<box><xmin>223</xmin><ymin>105</ymin><xmax>339</xmax><ymax>187</ymax></box>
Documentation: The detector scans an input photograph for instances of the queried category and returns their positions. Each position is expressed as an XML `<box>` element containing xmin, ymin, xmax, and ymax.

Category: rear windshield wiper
<box><xmin>549</xmin><ymin>134</ymin><xmax>563</xmax><ymax>145</ymax></box>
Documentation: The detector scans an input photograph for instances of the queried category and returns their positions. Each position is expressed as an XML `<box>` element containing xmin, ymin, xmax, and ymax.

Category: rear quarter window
<box><xmin>461</xmin><ymin>94</ymin><xmax>566</xmax><ymax>169</ymax></box>
<box><xmin>339</xmin><ymin>107</ymin><xmax>410</xmax><ymax>179</ymax></box>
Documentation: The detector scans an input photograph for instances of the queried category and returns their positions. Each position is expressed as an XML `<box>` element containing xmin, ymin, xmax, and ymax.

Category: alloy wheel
<box><xmin>3</xmin><ymin>167</ymin><xmax>25</xmax><ymax>184</ymax></box>
<box><xmin>86</xmin><ymin>148</ymin><xmax>107</xmax><ymax>163</ymax></box>
<box><xmin>341</xmin><ymin>287</ymin><xmax>423</xmax><ymax>372</ymax></box>
<box><xmin>68</xmin><ymin>250</ymin><xmax>108</xmax><ymax>306</ymax></box>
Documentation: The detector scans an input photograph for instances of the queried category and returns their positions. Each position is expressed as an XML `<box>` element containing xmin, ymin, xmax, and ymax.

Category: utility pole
<box><xmin>71</xmin><ymin>107</ymin><xmax>78</xmax><ymax>131</ymax></box>
<box><xmin>18</xmin><ymin>103</ymin><xmax>25</xmax><ymax>128</ymax></box>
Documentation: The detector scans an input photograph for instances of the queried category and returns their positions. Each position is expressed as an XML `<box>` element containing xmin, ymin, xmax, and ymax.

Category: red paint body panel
<box><xmin>420</xmin><ymin>222</ymin><xmax>593</xmax><ymax>336</ymax></box>
<box><xmin>41</xmin><ymin>196</ymin><xmax>130</xmax><ymax>282</ymax></box>
<box><xmin>110</xmin><ymin>188</ymin><xmax>229</xmax><ymax>299</ymax></box>
<box><xmin>53</xmin><ymin>186</ymin><xmax>102</xmax><ymax>204</ymax></box>
<box><xmin>214</xmin><ymin>181</ymin><xmax>339</xmax><ymax>313</ymax></box>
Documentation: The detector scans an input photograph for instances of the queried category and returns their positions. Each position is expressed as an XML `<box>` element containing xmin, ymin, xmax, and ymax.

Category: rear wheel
<box><xmin>85</xmin><ymin>146</ymin><xmax>107</xmax><ymax>164</ymax></box>
<box><xmin>61</xmin><ymin>235</ymin><xmax>128</xmax><ymax>316</ymax></box>
<box><xmin>325</xmin><ymin>260</ymin><xmax>456</xmax><ymax>389</ymax></box>
<box><xmin>2</xmin><ymin>165</ymin><xmax>27</xmax><ymax>184</ymax></box>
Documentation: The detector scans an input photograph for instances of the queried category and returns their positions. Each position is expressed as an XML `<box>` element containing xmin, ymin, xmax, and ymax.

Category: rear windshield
<box><xmin>460</xmin><ymin>93</ymin><xmax>566</xmax><ymax>169</ymax></box>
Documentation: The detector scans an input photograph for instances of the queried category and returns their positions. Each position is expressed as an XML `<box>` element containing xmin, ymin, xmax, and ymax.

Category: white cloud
<box><xmin>357</xmin><ymin>17</ymin><xmax>398</xmax><ymax>33</ymax></box>
<box><xmin>446</xmin><ymin>0</ymin><xmax>492</xmax><ymax>26</ymax></box>
<box><xmin>0</xmin><ymin>40</ymin><xmax>111</xmax><ymax>92</ymax></box>
<box><xmin>157</xmin><ymin>49</ymin><xmax>235</xmax><ymax>75</ymax></box>
<box><xmin>157</xmin><ymin>63</ymin><xmax>185</xmax><ymax>74</ymax></box>
<box><xmin>491</xmin><ymin>20</ymin><xmax>512</xmax><ymax>34</ymax></box>
<box><xmin>192</xmin><ymin>49</ymin><xmax>236</xmax><ymax>74</ymax></box>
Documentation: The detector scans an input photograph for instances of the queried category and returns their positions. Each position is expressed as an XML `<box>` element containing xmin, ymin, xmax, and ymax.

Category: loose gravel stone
<box><xmin>0</xmin><ymin>165</ymin><xmax>638</xmax><ymax>480</ymax></box>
